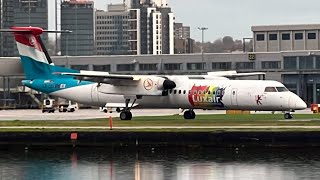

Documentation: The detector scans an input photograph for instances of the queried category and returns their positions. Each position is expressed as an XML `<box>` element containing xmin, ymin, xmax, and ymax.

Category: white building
<box><xmin>128</xmin><ymin>3</ymin><xmax>174</xmax><ymax>55</ymax></box>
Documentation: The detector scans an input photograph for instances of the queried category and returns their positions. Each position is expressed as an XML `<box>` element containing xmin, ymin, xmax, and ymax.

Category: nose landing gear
<box><xmin>284</xmin><ymin>112</ymin><xmax>293</xmax><ymax>119</ymax></box>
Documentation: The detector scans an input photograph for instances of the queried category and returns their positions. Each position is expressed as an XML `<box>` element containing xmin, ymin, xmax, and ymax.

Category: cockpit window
<box><xmin>264</xmin><ymin>87</ymin><xmax>277</xmax><ymax>92</ymax></box>
<box><xmin>276</xmin><ymin>87</ymin><xmax>289</xmax><ymax>92</ymax></box>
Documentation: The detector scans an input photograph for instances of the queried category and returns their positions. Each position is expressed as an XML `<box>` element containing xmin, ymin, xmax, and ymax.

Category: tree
<box><xmin>222</xmin><ymin>36</ymin><xmax>234</xmax><ymax>51</ymax></box>
<box><xmin>193</xmin><ymin>36</ymin><xmax>253</xmax><ymax>53</ymax></box>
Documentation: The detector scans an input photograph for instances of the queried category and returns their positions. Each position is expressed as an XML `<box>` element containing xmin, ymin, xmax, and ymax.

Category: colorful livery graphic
<box><xmin>188</xmin><ymin>85</ymin><xmax>226</xmax><ymax>108</ymax></box>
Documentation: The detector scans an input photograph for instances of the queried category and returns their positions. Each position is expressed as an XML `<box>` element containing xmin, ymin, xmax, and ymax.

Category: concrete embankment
<box><xmin>0</xmin><ymin>131</ymin><xmax>320</xmax><ymax>148</ymax></box>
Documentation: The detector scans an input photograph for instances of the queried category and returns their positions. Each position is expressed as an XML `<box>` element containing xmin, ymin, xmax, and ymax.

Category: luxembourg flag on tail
<box><xmin>12</xmin><ymin>27</ymin><xmax>50</xmax><ymax>65</ymax></box>
<box><xmin>1</xmin><ymin>27</ymin><xmax>78</xmax><ymax>80</ymax></box>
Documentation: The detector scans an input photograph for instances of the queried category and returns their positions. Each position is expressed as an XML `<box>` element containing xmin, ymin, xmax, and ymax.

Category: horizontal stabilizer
<box><xmin>0</xmin><ymin>29</ymin><xmax>72</xmax><ymax>33</ymax></box>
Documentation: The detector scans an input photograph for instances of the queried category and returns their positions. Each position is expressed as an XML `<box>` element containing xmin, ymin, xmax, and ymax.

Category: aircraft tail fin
<box><xmin>3</xmin><ymin>27</ymin><xmax>77</xmax><ymax>80</ymax></box>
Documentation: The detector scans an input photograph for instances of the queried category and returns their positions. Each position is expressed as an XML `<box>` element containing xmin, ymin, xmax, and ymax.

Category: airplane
<box><xmin>2</xmin><ymin>27</ymin><xmax>307</xmax><ymax>120</ymax></box>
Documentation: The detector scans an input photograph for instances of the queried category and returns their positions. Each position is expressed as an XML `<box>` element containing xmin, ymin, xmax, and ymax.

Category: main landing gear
<box><xmin>120</xmin><ymin>111</ymin><xmax>132</xmax><ymax>120</ymax></box>
<box><xmin>119</xmin><ymin>98</ymin><xmax>136</xmax><ymax>120</ymax></box>
<box><xmin>184</xmin><ymin>110</ymin><xmax>196</xmax><ymax>120</ymax></box>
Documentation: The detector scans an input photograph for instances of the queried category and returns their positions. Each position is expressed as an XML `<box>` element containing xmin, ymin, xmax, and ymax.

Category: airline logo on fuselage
<box><xmin>143</xmin><ymin>78</ymin><xmax>153</xmax><ymax>90</ymax></box>
<box><xmin>188</xmin><ymin>85</ymin><xmax>225</xmax><ymax>108</ymax></box>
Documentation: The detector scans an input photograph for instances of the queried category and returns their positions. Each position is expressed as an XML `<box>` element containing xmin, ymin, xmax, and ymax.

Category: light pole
<box><xmin>198</xmin><ymin>27</ymin><xmax>208</xmax><ymax>71</ymax></box>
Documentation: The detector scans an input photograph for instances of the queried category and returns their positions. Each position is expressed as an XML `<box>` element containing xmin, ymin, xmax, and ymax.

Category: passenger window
<box><xmin>199</xmin><ymin>90</ymin><xmax>202</xmax><ymax>94</ymax></box>
<box><xmin>264</xmin><ymin>87</ymin><xmax>277</xmax><ymax>92</ymax></box>
<box><xmin>208</xmin><ymin>91</ymin><xmax>211</xmax><ymax>94</ymax></box>
<box><xmin>184</xmin><ymin>90</ymin><xmax>186</xmax><ymax>94</ymax></box>
<box><xmin>203</xmin><ymin>90</ymin><xmax>206</xmax><ymax>94</ymax></box>
<box><xmin>179</xmin><ymin>90</ymin><xmax>181</xmax><ymax>94</ymax></box>
<box><xmin>194</xmin><ymin>91</ymin><xmax>197</xmax><ymax>94</ymax></box>
<box><xmin>174</xmin><ymin>90</ymin><xmax>177</xmax><ymax>94</ymax></box>
<box><xmin>276</xmin><ymin>87</ymin><xmax>289</xmax><ymax>92</ymax></box>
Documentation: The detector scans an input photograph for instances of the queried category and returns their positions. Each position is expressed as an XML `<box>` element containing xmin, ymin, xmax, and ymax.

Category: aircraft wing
<box><xmin>57</xmin><ymin>70</ymin><xmax>141</xmax><ymax>84</ymax></box>
<box><xmin>207</xmin><ymin>71</ymin><xmax>265</xmax><ymax>78</ymax></box>
<box><xmin>220</xmin><ymin>72</ymin><xmax>266</xmax><ymax>78</ymax></box>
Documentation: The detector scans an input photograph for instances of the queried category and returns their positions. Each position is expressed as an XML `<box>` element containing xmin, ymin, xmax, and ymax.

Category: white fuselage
<box><xmin>50</xmin><ymin>77</ymin><xmax>307</xmax><ymax>111</ymax></box>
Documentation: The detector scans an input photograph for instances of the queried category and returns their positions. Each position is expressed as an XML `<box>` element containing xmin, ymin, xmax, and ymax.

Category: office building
<box><xmin>0</xmin><ymin>0</ymin><xmax>48</xmax><ymax>57</ymax></box>
<box><xmin>95</xmin><ymin>4</ymin><xmax>129</xmax><ymax>55</ymax></box>
<box><xmin>61</xmin><ymin>0</ymin><xmax>94</xmax><ymax>56</ymax></box>
<box><xmin>174</xmin><ymin>22</ymin><xmax>190</xmax><ymax>39</ymax></box>
<box><xmin>175</xmin><ymin>38</ymin><xmax>194</xmax><ymax>54</ymax></box>
<box><xmin>174</xmin><ymin>22</ymin><xmax>193</xmax><ymax>54</ymax></box>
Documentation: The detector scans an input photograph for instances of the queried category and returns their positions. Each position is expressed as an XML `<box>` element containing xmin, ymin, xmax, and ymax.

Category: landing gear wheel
<box><xmin>120</xmin><ymin>111</ymin><xmax>132</xmax><ymax>120</ymax></box>
<box><xmin>184</xmin><ymin>110</ymin><xmax>196</xmax><ymax>120</ymax></box>
<box><xmin>284</xmin><ymin>113</ymin><xmax>293</xmax><ymax>119</ymax></box>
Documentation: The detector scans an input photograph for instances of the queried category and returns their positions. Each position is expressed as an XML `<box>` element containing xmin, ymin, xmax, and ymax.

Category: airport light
<box><xmin>198</xmin><ymin>27</ymin><xmax>208</xmax><ymax>71</ymax></box>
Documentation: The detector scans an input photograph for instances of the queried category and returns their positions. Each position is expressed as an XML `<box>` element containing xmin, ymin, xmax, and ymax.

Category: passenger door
<box><xmin>231</xmin><ymin>88</ymin><xmax>238</xmax><ymax>106</ymax></box>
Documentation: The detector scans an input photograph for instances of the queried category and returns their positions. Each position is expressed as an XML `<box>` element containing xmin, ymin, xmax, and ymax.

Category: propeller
<box><xmin>157</xmin><ymin>76</ymin><xmax>176</xmax><ymax>90</ymax></box>
<box><xmin>163</xmin><ymin>79</ymin><xmax>176</xmax><ymax>89</ymax></box>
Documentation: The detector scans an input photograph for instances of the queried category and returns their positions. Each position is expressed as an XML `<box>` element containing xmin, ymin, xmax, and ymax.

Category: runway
<box><xmin>0</xmin><ymin>109</ymin><xmax>225</xmax><ymax>121</ymax></box>
<box><xmin>0</xmin><ymin>109</ymin><xmax>312</xmax><ymax>121</ymax></box>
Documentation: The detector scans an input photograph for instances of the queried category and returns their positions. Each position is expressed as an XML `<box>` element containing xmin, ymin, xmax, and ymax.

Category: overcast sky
<box><xmin>49</xmin><ymin>0</ymin><xmax>320</xmax><ymax>42</ymax></box>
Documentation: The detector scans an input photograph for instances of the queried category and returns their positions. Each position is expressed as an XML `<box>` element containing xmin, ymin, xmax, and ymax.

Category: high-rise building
<box><xmin>61</xmin><ymin>0</ymin><xmax>94</xmax><ymax>56</ymax></box>
<box><xmin>95</xmin><ymin>4</ymin><xmax>129</xmax><ymax>55</ymax></box>
<box><xmin>158</xmin><ymin>7</ymin><xmax>174</xmax><ymax>54</ymax></box>
<box><xmin>174</xmin><ymin>22</ymin><xmax>193</xmax><ymax>54</ymax></box>
<box><xmin>127</xmin><ymin>1</ymin><xmax>174</xmax><ymax>55</ymax></box>
<box><xmin>175</xmin><ymin>22</ymin><xmax>190</xmax><ymax>39</ymax></box>
<box><xmin>128</xmin><ymin>9</ymin><xmax>141</xmax><ymax>55</ymax></box>
<box><xmin>0</xmin><ymin>0</ymin><xmax>48</xmax><ymax>57</ymax></box>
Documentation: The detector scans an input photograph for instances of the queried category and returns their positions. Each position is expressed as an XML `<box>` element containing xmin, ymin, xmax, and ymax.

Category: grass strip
<box><xmin>0</xmin><ymin>114</ymin><xmax>320</xmax><ymax>127</ymax></box>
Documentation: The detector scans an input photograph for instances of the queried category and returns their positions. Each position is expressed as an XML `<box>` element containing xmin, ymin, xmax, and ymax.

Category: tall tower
<box><xmin>61</xmin><ymin>0</ymin><xmax>94</xmax><ymax>56</ymax></box>
<box><xmin>0</xmin><ymin>0</ymin><xmax>48</xmax><ymax>57</ymax></box>
<box><xmin>127</xmin><ymin>1</ymin><xmax>174</xmax><ymax>55</ymax></box>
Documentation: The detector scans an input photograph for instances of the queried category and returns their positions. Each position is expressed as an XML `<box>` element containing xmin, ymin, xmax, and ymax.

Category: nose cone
<box><xmin>289</xmin><ymin>94</ymin><xmax>307</xmax><ymax>110</ymax></box>
<box><xmin>295</xmin><ymin>98</ymin><xmax>307</xmax><ymax>110</ymax></box>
